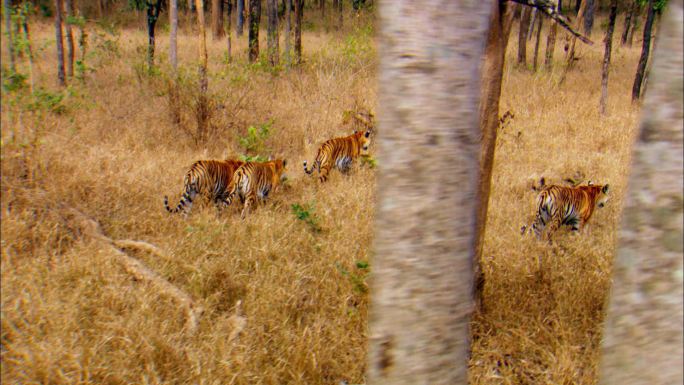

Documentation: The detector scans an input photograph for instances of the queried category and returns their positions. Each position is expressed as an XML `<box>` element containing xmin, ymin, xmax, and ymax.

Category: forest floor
<box><xmin>1</xmin><ymin>10</ymin><xmax>642</xmax><ymax>385</ymax></box>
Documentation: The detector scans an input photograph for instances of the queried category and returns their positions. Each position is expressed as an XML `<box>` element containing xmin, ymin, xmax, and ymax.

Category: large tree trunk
<box><xmin>599</xmin><ymin>0</ymin><xmax>617</xmax><ymax>115</ymax></box>
<box><xmin>64</xmin><ymin>0</ymin><xmax>74</xmax><ymax>77</ymax></box>
<box><xmin>632</xmin><ymin>0</ymin><xmax>656</xmax><ymax>102</ymax></box>
<box><xmin>518</xmin><ymin>6</ymin><xmax>532</xmax><ymax>65</ymax></box>
<box><xmin>170</xmin><ymin>0</ymin><xmax>178</xmax><ymax>71</ymax></box>
<box><xmin>248</xmin><ymin>0</ymin><xmax>261</xmax><ymax>62</ymax></box>
<box><xmin>474</xmin><ymin>1</ymin><xmax>515</xmax><ymax>313</ymax></box>
<box><xmin>600</xmin><ymin>1</ymin><xmax>683</xmax><ymax>383</ymax></box>
<box><xmin>621</xmin><ymin>0</ymin><xmax>637</xmax><ymax>45</ymax></box>
<box><xmin>211</xmin><ymin>0</ymin><xmax>224</xmax><ymax>40</ymax></box>
<box><xmin>236</xmin><ymin>0</ymin><xmax>244</xmax><ymax>36</ymax></box>
<box><xmin>146</xmin><ymin>0</ymin><xmax>161</xmax><ymax>72</ymax></box>
<box><xmin>294</xmin><ymin>0</ymin><xmax>302</xmax><ymax>64</ymax></box>
<box><xmin>583</xmin><ymin>0</ymin><xmax>595</xmax><ymax>35</ymax></box>
<box><xmin>54</xmin><ymin>0</ymin><xmax>66</xmax><ymax>86</ymax></box>
<box><xmin>368</xmin><ymin>1</ymin><xmax>491</xmax><ymax>383</ymax></box>
<box><xmin>267</xmin><ymin>0</ymin><xmax>279</xmax><ymax>65</ymax></box>
<box><xmin>4</xmin><ymin>0</ymin><xmax>15</xmax><ymax>73</ymax></box>
<box><xmin>284</xmin><ymin>0</ymin><xmax>291</xmax><ymax>65</ymax></box>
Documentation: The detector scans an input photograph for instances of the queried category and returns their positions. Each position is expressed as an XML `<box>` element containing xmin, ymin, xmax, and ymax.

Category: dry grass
<box><xmin>1</xmin><ymin>10</ymin><xmax>641</xmax><ymax>385</ymax></box>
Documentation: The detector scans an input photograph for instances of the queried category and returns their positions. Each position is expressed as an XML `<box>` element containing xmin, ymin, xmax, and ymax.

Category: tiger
<box><xmin>223</xmin><ymin>159</ymin><xmax>288</xmax><ymax>219</ymax></box>
<box><xmin>164</xmin><ymin>159</ymin><xmax>245</xmax><ymax>215</ymax></box>
<box><xmin>521</xmin><ymin>178</ymin><xmax>610</xmax><ymax>241</ymax></box>
<box><xmin>303</xmin><ymin>128</ymin><xmax>372</xmax><ymax>183</ymax></box>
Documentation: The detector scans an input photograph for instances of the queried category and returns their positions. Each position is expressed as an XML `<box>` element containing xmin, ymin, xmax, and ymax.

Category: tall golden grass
<box><xmin>2</xmin><ymin>9</ymin><xmax>640</xmax><ymax>385</ymax></box>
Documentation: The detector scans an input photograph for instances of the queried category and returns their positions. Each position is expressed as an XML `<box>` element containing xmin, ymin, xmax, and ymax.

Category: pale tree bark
<box><xmin>212</xmin><ymin>0</ymin><xmax>224</xmax><ymax>40</ymax></box>
<box><xmin>584</xmin><ymin>0</ymin><xmax>595</xmax><ymax>35</ymax></box>
<box><xmin>267</xmin><ymin>0</ymin><xmax>279</xmax><ymax>65</ymax></box>
<box><xmin>195</xmin><ymin>0</ymin><xmax>209</xmax><ymax>142</ymax></box>
<box><xmin>474</xmin><ymin>1</ymin><xmax>515</xmax><ymax>312</ymax></box>
<box><xmin>54</xmin><ymin>0</ymin><xmax>66</xmax><ymax>86</ymax></box>
<box><xmin>368</xmin><ymin>1</ymin><xmax>491</xmax><ymax>384</ymax></box>
<box><xmin>64</xmin><ymin>0</ymin><xmax>74</xmax><ymax>77</ymax></box>
<box><xmin>3</xmin><ymin>0</ymin><xmax>14</xmax><ymax>73</ymax></box>
<box><xmin>146</xmin><ymin>0</ymin><xmax>162</xmax><ymax>72</ymax></box>
<box><xmin>170</xmin><ymin>0</ymin><xmax>178</xmax><ymax>71</ymax></box>
<box><xmin>599</xmin><ymin>0</ymin><xmax>617</xmax><ymax>116</ymax></box>
<box><xmin>632</xmin><ymin>0</ymin><xmax>656</xmax><ymax>102</ymax></box>
<box><xmin>236</xmin><ymin>0</ymin><xmax>244</xmax><ymax>36</ymax></box>
<box><xmin>600</xmin><ymin>1</ymin><xmax>683</xmax><ymax>383</ymax></box>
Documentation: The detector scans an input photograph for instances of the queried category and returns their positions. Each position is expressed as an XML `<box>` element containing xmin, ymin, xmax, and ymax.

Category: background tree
<box><xmin>544</xmin><ymin>13</ymin><xmax>558</xmax><ymax>68</ymax></box>
<box><xmin>54</xmin><ymin>0</ymin><xmax>66</xmax><ymax>86</ymax></box>
<box><xmin>169</xmin><ymin>0</ymin><xmax>178</xmax><ymax>71</ymax></box>
<box><xmin>195</xmin><ymin>0</ymin><xmax>209</xmax><ymax>142</ymax></box>
<box><xmin>621</xmin><ymin>0</ymin><xmax>637</xmax><ymax>45</ymax></box>
<box><xmin>632</xmin><ymin>0</ymin><xmax>656</xmax><ymax>101</ymax></box>
<box><xmin>211</xmin><ymin>0</ymin><xmax>224</xmax><ymax>40</ymax></box>
<box><xmin>225</xmin><ymin>0</ymin><xmax>232</xmax><ymax>61</ymax></box>
<box><xmin>284</xmin><ymin>0</ymin><xmax>291</xmax><ymax>65</ymax></box>
<box><xmin>600</xmin><ymin>1</ymin><xmax>683</xmax><ymax>383</ymax></box>
<box><xmin>337</xmin><ymin>0</ymin><xmax>342</xmax><ymax>30</ymax></box>
<box><xmin>584</xmin><ymin>0</ymin><xmax>596</xmax><ymax>34</ymax></box>
<box><xmin>267</xmin><ymin>0</ymin><xmax>279</xmax><ymax>65</ymax></box>
<box><xmin>533</xmin><ymin>10</ymin><xmax>543</xmax><ymax>71</ymax></box>
<box><xmin>236</xmin><ymin>0</ymin><xmax>244</xmax><ymax>36</ymax></box>
<box><xmin>599</xmin><ymin>0</ymin><xmax>618</xmax><ymax>115</ymax></box>
<box><xmin>294</xmin><ymin>0</ymin><xmax>302</xmax><ymax>64</ymax></box>
<box><xmin>146</xmin><ymin>0</ymin><xmax>162</xmax><ymax>72</ymax></box>
<box><xmin>4</xmin><ymin>0</ymin><xmax>15</xmax><ymax>73</ymax></box>
<box><xmin>518</xmin><ymin>6</ymin><xmax>532</xmax><ymax>65</ymax></box>
<box><xmin>64</xmin><ymin>0</ymin><xmax>75</xmax><ymax>77</ymax></box>
<box><xmin>248</xmin><ymin>0</ymin><xmax>261</xmax><ymax>62</ymax></box>
<box><xmin>627</xmin><ymin>1</ymin><xmax>641</xmax><ymax>46</ymax></box>
<box><xmin>368</xmin><ymin>1</ymin><xmax>491</xmax><ymax>383</ymax></box>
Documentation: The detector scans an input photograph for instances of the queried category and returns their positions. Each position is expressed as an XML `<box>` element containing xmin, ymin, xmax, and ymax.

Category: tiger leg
<box><xmin>319</xmin><ymin>161</ymin><xmax>332</xmax><ymax>183</ymax></box>
<box><xmin>543</xmin><ymin>212</ymin><xmax>564</xmax><ymax>242</ymax></box>
<box><xmin>241</xmin><ymin>194</ymin><xmax>256</xmax><ymax>220</ymax></box>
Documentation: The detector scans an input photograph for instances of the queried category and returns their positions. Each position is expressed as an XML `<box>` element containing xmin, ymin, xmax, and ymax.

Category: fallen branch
<box><xmin>508</xmin><ymin>0</ymin><xmax>594</xmax><ymax>45</ymax></box>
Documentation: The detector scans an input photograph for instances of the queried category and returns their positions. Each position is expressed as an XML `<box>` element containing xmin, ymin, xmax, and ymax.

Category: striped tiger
<box><xmin>521</xmin><ymin>178</ymin><xmax>610</xmax><ymax>241</ymax></box>
<box><xmin>164</xmin><ymin>159</ymin><xmax>245</xmax><ymax>215</ymax></box>
<box><xmin>223</xmin><ymin>159</ymin><xmax>288</xmax><ymax>219</ymax></box>
<box><xmin>303</xmin><ymin>128</ymin><xmax>372</xmax><ymax>183</ymax></box>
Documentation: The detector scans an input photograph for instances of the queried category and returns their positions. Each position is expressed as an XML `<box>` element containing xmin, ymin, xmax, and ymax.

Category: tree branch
<box><xmin>507</xmin><ymin>0</ymin><xmax>594</xmax><ymax>45</ymax></box>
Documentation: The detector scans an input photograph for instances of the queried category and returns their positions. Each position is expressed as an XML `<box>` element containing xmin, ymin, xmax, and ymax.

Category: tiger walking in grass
<box><xmin>223</xmin><ymin>159</ymin><xmax>288</xmax><ymax>219</ymax></box>
<box><xmin>164</xmin><ymin>159</ymin><xmax>245</xmax><ymax>215</ymax></box>
<box><xmin>521</xmin><ymin>178</ymin><xmax>610</xmax><ymax>241</ymax></box>
<box><xmin>303</xmin><ymin>128</ymin><xmax>372</xmax><ymax>183</ymax></box>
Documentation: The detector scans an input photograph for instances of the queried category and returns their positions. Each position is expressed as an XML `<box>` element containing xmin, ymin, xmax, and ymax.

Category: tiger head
<box><xmin>272</xmin><ymin>158</ymin><xmax>288</xmax><ymax>184</ymax></box>
<box><xmin>353</xmin><ymin>129</ymin><xmax>372</xmax><ymax>155</ymax></box>
<box><xmin>596</xmin><ymin>184</ymin><xmax>610</xmax><ymax>208</ymax></box>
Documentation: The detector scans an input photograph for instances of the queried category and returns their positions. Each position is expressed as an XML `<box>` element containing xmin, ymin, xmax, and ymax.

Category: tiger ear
<box><xmin>602</xmin><ymin>184</ymin><xmax>610</xmax><ymax>194</ymax></box>
<box><xmin>587</xmin><ymin>180</ymin><xmax>593</xmax><ymax>186</ymax></box>
<box><xmin>364</xmin><ymin>130</ymin><xmax>371</xmax><ymax>138</ymax></box>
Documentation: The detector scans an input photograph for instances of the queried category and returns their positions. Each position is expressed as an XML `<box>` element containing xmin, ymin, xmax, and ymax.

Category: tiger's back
<box><xmin>164</xmin><ymin>159</ymin><xmax>245</xmax><ymax>214</ymax></box>
<box><xmin>225</xmin><ymin>159</ymin><xmax>288</xmax><ymax>219</ymax></box>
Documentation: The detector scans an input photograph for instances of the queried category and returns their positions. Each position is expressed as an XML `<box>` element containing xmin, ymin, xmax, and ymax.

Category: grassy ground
<box><xmin>2</xmin><ymin>10</ymin><xmax>641</xmax><ymax>385</ymax></box>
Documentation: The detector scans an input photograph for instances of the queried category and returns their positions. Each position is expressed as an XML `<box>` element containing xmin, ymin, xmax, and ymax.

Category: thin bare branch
<box><xmin>508</xmin><ymin>0</ymin><xmax>594</xmax><ymax>45</ymax></box>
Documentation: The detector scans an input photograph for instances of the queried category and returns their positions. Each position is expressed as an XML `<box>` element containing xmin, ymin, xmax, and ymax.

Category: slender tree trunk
<box><xmin>212</xmin><ymin>0</ymin><xmax>224</xmax><ymax>40</ymax></box>
<box><xmin>575</xmin><ymin>0</ymin><xmax>581</xmax><ymax>14</ymax></box>
<box><xmin>583</xmin><ymin>0</ymin><xmax>595</xmax><ymax>35</ymax></box>
<box><xmin>369</xmin><ymin>1</ymin><xmax>490</xmax><ymax>383</ymax></box>
<box><xmin>294</xmin><ymin>0</ymin><xmax>302</xmax><ymax>64</ymax></box>
<box><xmin>632</xmin><ymin>0</ymin><xmax>656</xmax><ymax>102</ymax></box>
<box><xmin>267</xmin><ymin>0</ymin><xmax>279</xmax><ymax>65</ymax></box>
<box><xmin>600</xmin><ymin>1</ymin><xmax>683</xmax><ymax>383</ymax></box>
<box><xmin>285</xmin><ymin>0</ymin><xmax>291</xmax><ymax>65</ymax></box>
<box><xmin>170</xmin><ymin>0</ymin><xmax>178</xmax><ymax>71</ymax></box>
<box><xmin>518</xmin><ymin>6</ymin><xmax>532</xmax><ymax>65</ymax></box>
<box><xmin>474</xmin><ymin>1</ymin><xmax>515</xmax><ymax>313</ymax></box>
<box><xmin>621</xmin><ymin>0</ymin><xmax>637</xmax><ymax>45</ymax></box>
<box><xmin>195</xmin><ymin>0</ymin><xmax>209</xmax><ymax>142</ymax></box>
<box><xmin>20</xmin><ymin>5</ymin><xmax>34</xmax><ymax>92</ymax></box>
<box><xmin>533</xmin><ymin>13</ymin><xmax>543</xmax><ymax>71</ymax></box>
<box><xmin>54</xmin><ymin>0</ymin><xmax>66</xmax><ymax>86</ymax></box>
<box><xmin>248</xmin><ymin>0</ymin><xmax>261</xmax><ymax>62</ymax></box>
<box><xmin>337</xmin><ymin>0</ymin><xmax>343</xmax><ymax>30</ymax></box>
<box><xmin>527</xmin><ymin>9</ymin><xmax>537</xmax><ymax>41</ymax></box>
<box><xmin>147</xmin><ymin>0</ymin><xmax>161</xmax><ymax>72</ymax></box>
<box><xmin>627</xmin><ymin>2</ymin><xmax>640</xmax><ymax>46</ymax></box>
<box><xmin>544</xmin><ymin>20</ymin><xmax>558</xmax><ymax>68</ymax></box>
<box><xmin>64</xmin><ymin>0</ymin><xmax>74</xmax><ymax>77</ymax></box>
<box><xmin>566</xmin><ymin>0</ymin><xmax>587</xmax><ymax>67</ymax></box>
<box><xmin>3</xmin><ymin>0</ymin><xmax>14</xmax><ymax>73</ymax></box>
<box><xmin>236</xmin><ymin>0</ymin><xmax>244</xmax><ymax>36</ymax></box>
<box><xmin>226</xmin><ymin>0</ymin><xmax>232</xmax><ymax>61</ymax></box>
<box><xmin>320</xmin><ymin>0</ymin><xmax>325</xmax><ymax>16</ymax></box>
<box><xmin>599</xmin><ymin>0</ymin><xmax>617</xmax><ymax>115</ymax></box>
